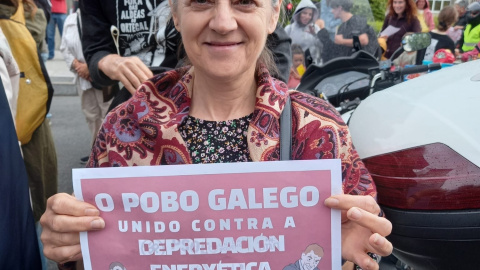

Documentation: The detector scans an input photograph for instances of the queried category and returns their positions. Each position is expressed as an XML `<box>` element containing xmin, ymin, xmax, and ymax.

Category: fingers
<box><xmin>45</xmin><ymin>213</ymin><xmax>105</xmax><ymax>233</ymax></box>
<box><xmin>370</xmin><ymin>233</ymin><xmax>393</xmax><ymax>257</ymax></box>
<box><xmin>43</xmin><ymin>243</ymin><xmax>82</xmax><ymax>264</ymax></box>
<box><xmin>40</xmin><ymin>193</ymin><xmax>105</xmax><ymax>263</ymax></box>
<box><xmin>99</xmin><ymin>54</ymin><xmax>153</xmax><ymax>95</ymax></box>
<box><xmin>350</xmin><ymin>235</ymin><xmax>393</xmax><ymax>270</ymax></box>
<box><xmin>325</xmin><ymin>194</ymin><xmax>381</xmax><ymax>215</ymax></box>
<box><xmin>41</xmin><ymin>193</ymin><xmax>104</xmax><ymax>233</ymax></box>
<box><xmin>350</xmin><ymin>252</ymin><xmax>380</xmax><ymax>270</ymax></box>
<box><xmin>46</xmin><ymin>193</ymin><xmax>99</xmax><ymax>217</ymax></box>
<box><xmin>41</xmin><ymin>225</ymin><xmax>80</xmax><ymax>247</ymax></box>
<box><xmin>346</xmin><ymin>207</ymin><xmax>392</xmax><ymax>237</ymax></box>
<box><xmin>121</xmin><ymin>58</ymin><xmax>153</xmax><ymax>93</ymax></box>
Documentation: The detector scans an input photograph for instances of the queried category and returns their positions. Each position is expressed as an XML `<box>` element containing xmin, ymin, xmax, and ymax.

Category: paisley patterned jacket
<box><xmin>88</xmin><ymin>66</ymin><xmax>376</xmax><ymax>197</ymax></box>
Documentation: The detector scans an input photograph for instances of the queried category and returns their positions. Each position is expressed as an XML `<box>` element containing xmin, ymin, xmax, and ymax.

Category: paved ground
<box><xmin>44</xmin><ymin>52</ymin><xmax>92</xmax><ymax>270</ymax></box>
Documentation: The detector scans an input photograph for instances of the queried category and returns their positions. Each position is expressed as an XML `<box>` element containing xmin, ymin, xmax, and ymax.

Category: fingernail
<box><xmin>91</xmin><ymin>219</ymin><xmax>105</xmax><ymax>229</ymax></box>
<box><xmin>349</xmin><ymin>208</ymin><xmax>362</xmax><ymax>220</ymax></box>
<box><xmin>85</xmin><ymin>208</ymin><xmax>99</xmax><ymax>216</ymax></box>
<box><xmin>324</xmin><ymin>197</ymin><xmax>339</xmax><ymax>206</ymax></box>
<box><xmin>364</xmin><ymin>258</ymin><xmax>372</xmax><ymax>269</ymax></box>
<box><xmin>374</xmin><ymin>233</ymin><xmax>385</xmax><ymax>246</ymax></box>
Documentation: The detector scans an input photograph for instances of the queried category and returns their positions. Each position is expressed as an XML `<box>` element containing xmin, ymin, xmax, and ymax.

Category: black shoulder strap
<box><xmin>280</xmin><ymin>94</ymin><xmax>292</xmax><ymax>161</ymax></box>
<box><xmin>76</xmin><ymin>11</ymin><xmax>82</xmax><ymax>38</ymax></box>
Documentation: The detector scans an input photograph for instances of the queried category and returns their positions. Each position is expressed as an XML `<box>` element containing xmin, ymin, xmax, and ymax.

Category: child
<box><xmin>288</xmin><ymin>44</ymin><xmax>305</xmax><ymax>89</ymax></box>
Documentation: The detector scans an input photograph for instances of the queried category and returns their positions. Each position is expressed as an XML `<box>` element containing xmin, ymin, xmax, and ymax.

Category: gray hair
<box><xmin>170</xmin><ymin>0</ymin><xmax>284</xmax><ymax>77</ymax></box>
<box><xmin>455</xmin><ymin>0</ymin><xmax>468</xmax><ymax>9</ymax></box>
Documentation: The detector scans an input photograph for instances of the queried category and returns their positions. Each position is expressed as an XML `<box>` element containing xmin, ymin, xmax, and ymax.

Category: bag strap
<box><xmin>76</xmin><ymin>11</ymin><xmax>82</xmax><ymax>38</ymax></box>
<box><xmin>280</xmin><ymin>94</ymin><xmax>292</xmax><ymax>161</ymax></box>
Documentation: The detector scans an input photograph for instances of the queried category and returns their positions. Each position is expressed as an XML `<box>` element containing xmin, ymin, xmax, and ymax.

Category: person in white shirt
<box><xmin>60</xmin><ymin>8</ymin><xmax>111</xmax><ymax>159</ymax></box>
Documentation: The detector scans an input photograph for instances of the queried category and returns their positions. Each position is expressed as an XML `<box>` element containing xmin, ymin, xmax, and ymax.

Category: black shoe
<box><xmin>80</xmin><ymin>156</ymin><xmax>89</xmax><ymax>163</ymax></box>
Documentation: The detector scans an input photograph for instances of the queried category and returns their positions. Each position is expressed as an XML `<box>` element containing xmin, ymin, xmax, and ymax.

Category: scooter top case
<box><xmin>348</xmin><ymin>60</ymin><xmax>480</xmax><ymax>270</ymax></box>
<box><xmin>296</xmin><ymin>51</ymin><xmax>379</xmax><ymax>107</ymax></box>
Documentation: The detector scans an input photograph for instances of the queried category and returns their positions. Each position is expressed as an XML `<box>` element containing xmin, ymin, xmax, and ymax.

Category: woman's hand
<box><xmin>324</xmin><ymin>194</ymin><xmax>393</xmax><ymax>270</ymax></box>
<box><xmin>98</xmin><ymin>54</ymin><xmax>154</xmax><ymax>95</ymax></box>
<box><xmin>40</xmin><ymin>193</ymin><xmax>105</xmax><ymax>264</ymax></box>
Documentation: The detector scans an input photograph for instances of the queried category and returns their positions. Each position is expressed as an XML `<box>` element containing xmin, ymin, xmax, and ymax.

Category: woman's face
<box><xmin>170</xmin><ymin>0</ymin><xmax>280</xmax><ymax>81</ymax></box>
<box><xmin>393</xmin><ymin>0</ymin><xmax>406</xmax><ymax>15</ymax></box>
<box><xmin>299</xmin><ymin>8</ymin><xmax>313</xmax><ymax>25</ymax></box>
<box><xmin>292</xmin><ymin>53</ymin><xmax>304</xmax><ymax>68</ymax></box>
<box><xmin>416</xmin><ymin>0</ymin><xmax>425</xmax><ymax>10</ymax></box>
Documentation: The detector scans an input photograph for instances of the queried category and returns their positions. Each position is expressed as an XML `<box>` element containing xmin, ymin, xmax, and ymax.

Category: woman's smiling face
<box><xmin>299</xmin><ymin>8</ymin><xmax>313</xmax><ymax>25</ymax></box>
<box><xmin>170</xmin><ymin>0</ymin><xmax>280</xmax><ymax>81</ymax></box>
<box><xmin>393</xmin><ymin>0</ymin><xmax>406</xmax><ymax>16</ymax></box>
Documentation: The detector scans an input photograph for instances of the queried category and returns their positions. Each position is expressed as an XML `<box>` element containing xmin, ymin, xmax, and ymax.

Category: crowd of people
<box><xmin>284</xmin><ymin>0</ymin><xmax>480</xmax><ymax>88</ymax></box>
<box><xmin>1</xmin><ymin>0</ymin><xmax>480</xmax><ymax>269</ymax></box>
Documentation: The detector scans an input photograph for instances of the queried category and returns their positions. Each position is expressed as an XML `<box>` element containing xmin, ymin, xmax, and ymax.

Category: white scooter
<box><xmin>348</xmin><ymin>56</ymin><xmax>480</xmax><ymax>269</ymax></box>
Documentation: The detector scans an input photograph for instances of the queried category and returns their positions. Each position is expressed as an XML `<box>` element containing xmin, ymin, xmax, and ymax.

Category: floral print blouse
<box><xmin>179</xmin><ymin>114</ymin><xmax>253</xmax><ymax>163</ymax></box>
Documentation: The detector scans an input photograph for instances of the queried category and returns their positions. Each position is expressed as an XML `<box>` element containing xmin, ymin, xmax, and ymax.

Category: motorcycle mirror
<box><xmin>402</xmin><ymin>33</ymin><xmax>432</xmax><ymax>52</ymax></box>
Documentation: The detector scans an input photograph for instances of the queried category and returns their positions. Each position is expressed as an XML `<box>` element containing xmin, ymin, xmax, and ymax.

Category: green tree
<box><xmin>369</xmin><ymin>0</ymin><xmax>387</xmax><ymax>21</ymax></box>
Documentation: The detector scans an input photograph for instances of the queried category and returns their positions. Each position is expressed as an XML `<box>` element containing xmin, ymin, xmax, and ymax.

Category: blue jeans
<box><xmin>46</xmin><ymin>13</ymin><xmax>67</xmax><ymax>59</ymax></box>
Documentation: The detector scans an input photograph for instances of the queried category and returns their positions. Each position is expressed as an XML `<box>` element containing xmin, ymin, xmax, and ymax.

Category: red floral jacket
<box><xmin>88</xmin><ymin>66</ymin><xmax>376</xmax><ymax>197</ymax></box>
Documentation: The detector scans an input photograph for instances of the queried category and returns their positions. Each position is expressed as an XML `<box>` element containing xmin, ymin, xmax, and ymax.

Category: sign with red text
<box><xmin>73</xmin><ymin>160</ymin><xmax>342</xmax><ymax>270</ymax></box>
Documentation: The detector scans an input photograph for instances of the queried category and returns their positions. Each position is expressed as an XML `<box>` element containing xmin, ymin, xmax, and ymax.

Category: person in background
<box><xmin>454</xmin><ymin>0</ymin><xmax>469</xmax><ymax>30</ymax></box>
<box><xmin>0</xmin><ymin>27</ymin><xmax>19</xmax><ymax>122</ymax></box>
<box><xmin>46</xmin><ymin>0</ymin><xmax>67</xmax><ymax>60</ymax></box>
<box><xmin>40</xmin><ymin>0</ymin><xmax>393</xmax><ymax>269</ymax></box>
<box><xmin>284</xmin><ymin>0</ymin><xmax>323</xmax><ymax>65</ymax></box>
<box><xmin>448</xmin><ymin>0</ymin><xmax>469</xmax><ymax>44</ymax></box>
<box><xmin>318</xmin><ymin>0</ymin><xmax>379</xmax><ymax>62</ymax></box>
<box><xmin>417</xmin><ymin>6</ymin><xmax>457</xmax><ymax>63</ymax></box>
<box><xmin>458</xmin><ymin>40</ymin><xmax>480</xmax><ymax>61</ymax></box>
<box><xmin>0</xmin><ymin>0</ymin><xmax>57</xmax><ymax>232</ymax></box>
<box><xmin>458</xmin><ymin>1</ymin><xmax>480</xmax><ymax>53</ymax></box>
<box><xmin>10</xmin><ymin>0</ymin><xmax>50</xmax><ymax>62</ymax></box>
<box><xmin>415</xmin><ymin>0</ymin><xmax>434</xmax><ymax>32</ymax></box>
<box><xmin>380</xmin><ymin>0</ymin><xmax>421</xmax><ymax>60</ymax></box>
<box><xmin>0</xmin><ymin>0</ymin><xmax>57</xmax><ymax>269</ymax></box>
<box><xmin>288</xmin><ymin>44</ymin><xmax>305</xmax><ymax>89</ymax></box>
<box><xmin>1</xmin><ymin>28</ymin><xmax>42</xmax><ymax>269</ymax></box>
<box><xmin>320</xmin><ymin>0</ymin><xmax>342</xmax><ymax>41</ymax></box>
<box><xmin>60</xmin><ymin>6</ymin><xmax>112</xmax><ymax>162</ymax></box>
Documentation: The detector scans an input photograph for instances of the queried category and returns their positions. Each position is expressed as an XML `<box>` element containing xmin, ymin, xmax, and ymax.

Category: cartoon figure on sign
<box><xmin>109</xmin><ymin>262</ymin><xmax>126</xmax><ymax>270</ymax></box>
<box><xmin>283</xmin><ymin>244</ymin><xmax>324</xmax><ymax>270</ymax></box>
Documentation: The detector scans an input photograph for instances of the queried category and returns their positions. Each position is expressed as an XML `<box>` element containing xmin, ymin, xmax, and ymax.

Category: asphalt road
<box><xmin>46</xmin><ymin>95</ymin><xmax>92</xmax><ymax>270</ymax></box>
<box><xmin>50</xmin><ymin>95</ymin><xmax>92</xmax><ymax>194</ymax></box>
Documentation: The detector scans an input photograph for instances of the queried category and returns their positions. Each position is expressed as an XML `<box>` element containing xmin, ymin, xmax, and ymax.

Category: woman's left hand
<box><xmin>325</xmin><ymin>194</ymin><xmax>393</xmax><ymax>270</ymax></box>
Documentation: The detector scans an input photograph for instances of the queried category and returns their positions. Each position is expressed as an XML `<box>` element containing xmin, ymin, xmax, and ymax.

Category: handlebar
<box><xmin>400</xmin><ymin>63</ymin><xmax>442</xmax><ymax>76</ymax></box>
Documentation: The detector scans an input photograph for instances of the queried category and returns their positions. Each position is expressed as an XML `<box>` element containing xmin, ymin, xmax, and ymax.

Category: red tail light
<box><xmin>363</xmin><ymin>143</ymin><xmax>480</xmax><ymax>210</ymax></box>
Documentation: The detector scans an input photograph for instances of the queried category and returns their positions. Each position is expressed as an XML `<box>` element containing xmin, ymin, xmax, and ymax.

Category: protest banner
<box><xmin>73</xmin><ymin>160</ymin><xmax>342</xmax><ymax>270</ymax></box>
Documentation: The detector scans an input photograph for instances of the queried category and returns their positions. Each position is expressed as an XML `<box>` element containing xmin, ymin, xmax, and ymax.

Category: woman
<box><xmin>381</xmin><ymin>0</ymin><xmax>421</xmax><ymax>59</ymax></box>
<box><xmin>416</xmin><ymin>0</ymin><xmax>434</xmax><ymax>32</ymax></box>
<box><xmin>40</xmin><ymin>0</ymin><xmax>393</xmax><ymax>269</ymax></box>
<box><xmin>284</xmin><ymin>0</ymin><xmax>323</xmax><ymax>64</ymax></box>
<box><xmin>418</xmin><ymin>6</ymin><xmax>457</xmax><ymax>63</ymax></box>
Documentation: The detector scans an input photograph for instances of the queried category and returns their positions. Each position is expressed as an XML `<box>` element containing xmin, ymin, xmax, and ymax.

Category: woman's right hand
<box><xmin>40</xmin><ymin>193</ymin><xmax>105</xmax><ymax>264</ymax></box>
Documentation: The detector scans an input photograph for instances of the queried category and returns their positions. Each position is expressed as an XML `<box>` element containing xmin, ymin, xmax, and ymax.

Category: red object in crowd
<box><xmin>287</xmin><ymin>2</ymin><xmax>293</xmax><ymax>10</ymax></box>
<box><xmin>432</xmin><ymin>49</ymin><xmax>455</xmax><ymax>64</ymax></box>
